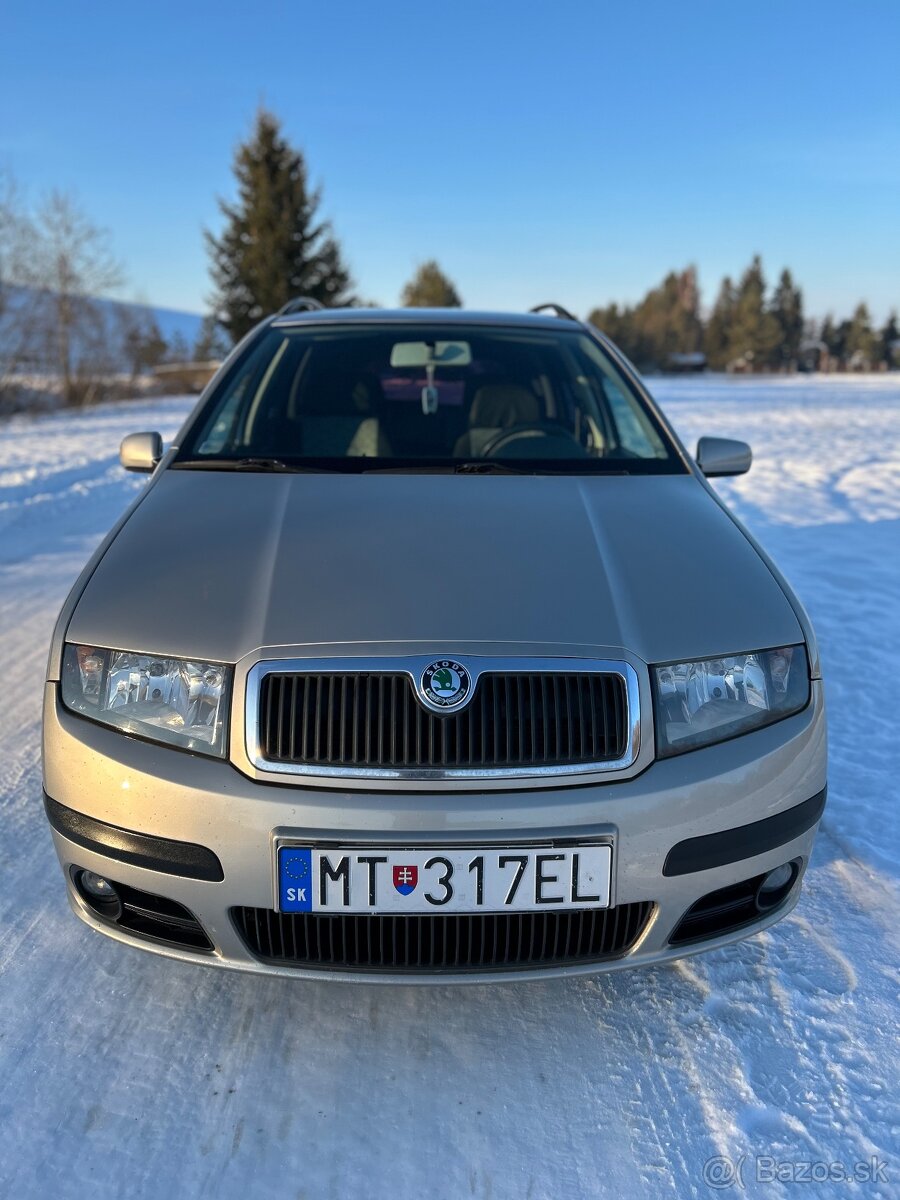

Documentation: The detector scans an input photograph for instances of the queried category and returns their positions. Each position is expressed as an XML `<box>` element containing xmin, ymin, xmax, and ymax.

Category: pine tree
<box><xmin>878</xmin><ymin>310</ymin><xmax>899</xmax><ymax>368</ymax></box>
<box><xmin>206</xmin><ymin>109</ymin><xmax>354</xmax><ymax>343</ymax></box>
<box><xmin>769</xmin><ymin>268</ymin><xmax>804</xmax><ymax>368</ymax></box>
<box><xmin>117</xmin><ymin>306</ymin><xmax>168</xmax><ymax>378</ymax></box>
<box><xmin>704</xmin><ymin>276</ymin><xmax>737</xmax><ymax>369</ymax></box>
<box><xmin>401</xmin><ymin>260</ymin><xmax>462</xmax><ymax>307</ymax></box>
<box><xmin>588</xmin><ymin>302</ymin><xmax>639</xmax><ymax>362</ymax></box>
<box><xmin>167</xmin><ymin>331</ymin><xmax>190</xmax><ymax>363</ymax></box>
<box><xmin>820</xmin><ymin>315</ymin><xmax>842</xmax><ymax>362</ymax></box>
<box><xmin>728</xmin><ymin>256</ymin><xmax>780</xmax><ymax>370</ymax></box>
<box><xmin>845</xmin><ymin>302</ymin><xmax>877</xmax><ymax>367</ymax></box>
<box><xmin>656</xmin><ymin>267</ymin><xmax>703</xmax><ymax>359</ymax></box>
<box><xmin>588</xmin><ymin>267</ymin><xmax>700</xmax><ymax>369</ymax></box>
<box><xmin>193</xmin><ymin>314</ymin><xmax>231</xmax><ymax>362</ymax></box>
<box><xmin>673</xmin><ymin>265</ymin><xmax>704</xmax><ymax>352</ymax></box>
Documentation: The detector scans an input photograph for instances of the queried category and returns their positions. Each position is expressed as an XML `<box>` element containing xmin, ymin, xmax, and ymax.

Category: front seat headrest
<box><xmin>469</xmin><ymin>384</ymin><xmax>540</xmax><ymax>428</ymax></box>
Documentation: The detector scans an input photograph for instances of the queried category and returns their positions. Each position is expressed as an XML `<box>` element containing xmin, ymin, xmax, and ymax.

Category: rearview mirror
<box><xmin>389</xmin><ymin>340</ymin><xmax>472</xmax><ymax>369</ymax></box>
<box><xmin>696</xmin><ymin>436</ymin><xmax>752</xmax><ymax>478</ymax></box>
<box><xmin>120</xmin><ymin>431</ymin><xmax>163</xmax><ymax>473</ymax></box>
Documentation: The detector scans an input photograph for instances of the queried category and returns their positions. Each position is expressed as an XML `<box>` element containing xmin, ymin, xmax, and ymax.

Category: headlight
<box><xmin>61</xmin><ymin>644</ymin><xmax>231</xmax><ymax>757</ymax></box>
<box><xmin>653</xmin><ymin>645</ymin><xmax>810</xmax><ymax>757</ymax></box>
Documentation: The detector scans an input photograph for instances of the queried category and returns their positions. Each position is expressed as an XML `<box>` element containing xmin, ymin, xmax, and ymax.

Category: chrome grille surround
<box><xmin>244</xmin><ymin>656</ymin><xmax>642</xmax><ymax>782</ymax></box>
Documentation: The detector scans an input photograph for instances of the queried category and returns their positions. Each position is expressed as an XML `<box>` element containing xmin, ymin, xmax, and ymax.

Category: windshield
<box><xmin>175</xmin><ymin>323</ymin><xmax>684</xmax><ymax>474</ymax></box>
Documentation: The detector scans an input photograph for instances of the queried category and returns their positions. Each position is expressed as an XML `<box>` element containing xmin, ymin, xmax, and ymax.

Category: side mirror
<box><xmin>696</xmin><ymin>436</ymin><xmax>752</xmax><ymax>478</ymax></box>
<box><xmin>120</xmin><ymin>431</ymin><xmax>163</xmax><ymax>473</ymax></box>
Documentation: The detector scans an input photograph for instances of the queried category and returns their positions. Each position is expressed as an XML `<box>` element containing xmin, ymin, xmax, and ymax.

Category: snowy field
<box><xmin>0</xmin><ymin>376</ymin><xmax>898</xmax><ymax>1198</ymax></box>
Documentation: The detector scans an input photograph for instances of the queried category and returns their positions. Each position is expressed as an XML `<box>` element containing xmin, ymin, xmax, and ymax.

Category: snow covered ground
<box><xmin>0</xmin><ymin>377</ymin><xmax>897</xmax><ymax>1198</ymax></box>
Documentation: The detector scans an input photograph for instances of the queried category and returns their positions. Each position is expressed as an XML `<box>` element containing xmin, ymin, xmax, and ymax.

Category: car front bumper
<box><xmin>42</xmin><ymin>680</ymin><xmax>827</xmax><ymax>983</ymax></box>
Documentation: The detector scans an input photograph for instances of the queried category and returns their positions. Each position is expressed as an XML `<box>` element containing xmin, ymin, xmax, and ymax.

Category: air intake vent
<box><xmin>231</xmin><ymin>903</ymin><xmax>654</xmax><ymax>973</ymax></box>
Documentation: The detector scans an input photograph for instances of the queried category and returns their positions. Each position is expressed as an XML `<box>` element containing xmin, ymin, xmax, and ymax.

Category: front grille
<box><xmin>231</xmin><ymin>903</ymin><xmax>653</xmax><ymax>973</ymax></box>
<box><xmin>257</xmin><ymin>671</ymin><xmax>628</xmax><ymax>772</ymax></box>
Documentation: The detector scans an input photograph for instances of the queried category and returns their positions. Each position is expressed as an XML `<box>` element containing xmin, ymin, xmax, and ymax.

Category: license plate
<box><xmin>276</xmin><ymin>844</ymin><xmax>612</xmax><ymax>914</ymax></box>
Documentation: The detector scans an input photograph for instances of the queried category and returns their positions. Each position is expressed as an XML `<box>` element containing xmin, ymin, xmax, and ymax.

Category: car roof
<box><xmin>270</xmin><ymin>307</ymin><xmax>583</xmax><ymax>331</ymax></box>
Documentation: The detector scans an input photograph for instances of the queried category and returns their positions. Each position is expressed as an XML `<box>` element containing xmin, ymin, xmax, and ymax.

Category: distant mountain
<box><xmin>97</xmin><ymin>296</ymin><xmax>205</xmax><ymax>349</ymax></box>
<box><xmin>0</xmin><ymin>285</ymin><xmax>206</xmax><ymax>370</ymax></box>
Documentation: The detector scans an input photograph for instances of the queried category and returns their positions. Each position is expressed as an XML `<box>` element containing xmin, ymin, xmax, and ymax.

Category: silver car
<box><xmin>42</xmin><ymin>303</ymin><xmax>826</xmax><ymax>982</ymax></box>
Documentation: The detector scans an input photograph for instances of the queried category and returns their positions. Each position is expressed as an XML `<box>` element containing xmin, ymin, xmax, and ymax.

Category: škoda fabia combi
<box><xmin>43</xmin><ymin>303</ymin><xmax>826</xmax><ymax>981</ymax></box>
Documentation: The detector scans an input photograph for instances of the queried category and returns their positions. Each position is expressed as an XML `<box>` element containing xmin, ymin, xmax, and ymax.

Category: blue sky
<box><xmin>2</xmin><ymin>0</ymin><xmax>898</xmax><ymax>321</ymax></box>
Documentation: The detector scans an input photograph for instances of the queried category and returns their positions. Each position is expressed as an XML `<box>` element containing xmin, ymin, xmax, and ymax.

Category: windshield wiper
<box><xmin>174</xmin><ymin>457</ymin><xmax>632</xmax><ymax>476</ymax></box>
<box><xmin>457</xmin><ymin>462</ymin><xmax>635</xmax><ymax>476</ymax></box>
<box><xmin>358</xmin><ymin>462</ymin><xmax>530</xmax><ymax>475</ymax></box>
<box><xmin>362</xmin><ymin>462</ymin><xmax>595</xmax><ymax>475</ymax></box>
<box><xmin>360</xmin><ymin>465</ymin><xmax>454</xmax><ymax>474</ymax></box>
<box><xmin>453</xmin><ymin>461</ymin><xmax>530</xmax><ymax>475</ymax></box>
<box><xmin>173</xmin><ymin>457</ymin><xmax>339</xmax><ymax>473</ymax></box>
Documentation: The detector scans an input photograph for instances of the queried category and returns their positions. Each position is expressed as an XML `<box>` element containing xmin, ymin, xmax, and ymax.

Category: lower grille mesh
<box><xmin>230</xmin><ymin>903</ymin><xmax>653</xmax><ymax>973</ymax></box>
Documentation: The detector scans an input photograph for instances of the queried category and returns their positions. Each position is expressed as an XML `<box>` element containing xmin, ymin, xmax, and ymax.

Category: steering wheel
<box><xmin>482</xmin><ymin>424</ymin><xmax>588</xmax><ymax>460</ymax></box>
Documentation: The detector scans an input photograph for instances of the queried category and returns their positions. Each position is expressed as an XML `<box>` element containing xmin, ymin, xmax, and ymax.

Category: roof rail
<box><xmin>277</xmin><ymin>296</ymin><xmax>325</xmax><ymax>315</ymax></box>
<box><xmin>529</xmin><ymin>303</ymin><xmax>579</xmax><ymax>321</ymax></box>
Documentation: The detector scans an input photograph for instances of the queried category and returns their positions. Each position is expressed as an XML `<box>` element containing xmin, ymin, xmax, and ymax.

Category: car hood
<box><xmin>67</xmin><ymin>469</ymin><xmax>802</xmax><ymax>665</ymax></box>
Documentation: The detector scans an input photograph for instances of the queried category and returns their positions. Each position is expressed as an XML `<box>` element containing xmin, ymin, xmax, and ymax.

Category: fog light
<box><xmin>80</xmin><ymin>871</ymin><xmax>115</xmax><ymax>899</ymax></box>
<box><xmin>756</xmin><ymin>861</ymin><xmax>798</xmax><ymax>910</ymax></box>
<box><xmin>74</xmin><ymin>869</ymin><xmax>123</xmax><ymax>920</ymax></box>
